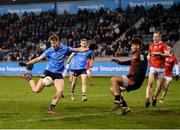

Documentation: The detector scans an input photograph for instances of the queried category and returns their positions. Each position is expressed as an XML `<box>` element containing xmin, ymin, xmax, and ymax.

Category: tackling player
<box><xmin>111</xmin><ymin>38</ymin><xmax>147</xmax><ymax>115</ymax></box>
<box><xmin>159</xmin><ymin>46</ymin><xmax>179</xmax><ymax>103</ymax></box>
<box><xmin>145</xmin><ymin>32</ymin><xmax>169</xmax><ymax>108</ymax></box>
<box><xmin>66</xmin><ymin>38</ymin><xmax>93</xmax><ymax>102</ymax></box>
<box><xmin>19</xmin><ymin>34</ymin><xmax>88</xmax><ymax>114</ymax></box>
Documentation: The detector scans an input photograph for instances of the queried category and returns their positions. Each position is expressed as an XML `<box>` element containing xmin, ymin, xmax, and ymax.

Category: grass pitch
<box><xmin>0</xmin><ymin>76</ymin><xmax>180</xmax><ymax>129</ymax></box>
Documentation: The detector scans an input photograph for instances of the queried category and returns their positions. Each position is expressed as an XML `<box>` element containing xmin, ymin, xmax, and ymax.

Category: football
<box><xmin>42</xmin><ymin>76</ymin><xmax>53</xmax><ymax>87</ymax></box>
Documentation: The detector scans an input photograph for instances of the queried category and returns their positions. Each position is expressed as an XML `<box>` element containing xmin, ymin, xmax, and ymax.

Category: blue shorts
<box><xmin>71</xmin><ymin>69</ymin><xmax>87</xmax><ymax>77</ymax></box>
<box><xmin>40</xmin><ymin>70</ymin><xmax>63</xmax><ymax>80</ymax></box>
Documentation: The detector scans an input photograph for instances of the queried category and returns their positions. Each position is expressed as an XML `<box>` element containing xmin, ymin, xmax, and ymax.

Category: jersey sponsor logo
<box><xmin>153</xmin><ymin>45</ymin><xmax>157</xmax><ymax>49</ymax></box>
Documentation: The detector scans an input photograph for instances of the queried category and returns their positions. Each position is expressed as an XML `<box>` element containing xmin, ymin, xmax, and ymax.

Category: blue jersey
<box><xmin>41</xmin><ymin>43</ymin><xmax>73</xmax><ymax>74</ymax></box>
<box><xmin>70</xmin><ymin>50</ymin><xmax>93</xmax><ymax>70</ymax></box>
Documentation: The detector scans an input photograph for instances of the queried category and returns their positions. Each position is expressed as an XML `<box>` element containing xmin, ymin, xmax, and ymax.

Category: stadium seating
<box><xmin>0</xmin><ymin>4</ymin><xmax>179</xmax><ymax>61</ymax></box>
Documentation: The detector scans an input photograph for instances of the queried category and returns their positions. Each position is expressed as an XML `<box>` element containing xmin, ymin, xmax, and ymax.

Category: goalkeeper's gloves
<box><xmin>19</xmin><ymin>62</ymin><xmax>27</xmax><ymax>66</ymax></box>
<box><xmin>175</xmin><ymin>75</ymin><xmax>179</xmax><ymax>81</ymax></box>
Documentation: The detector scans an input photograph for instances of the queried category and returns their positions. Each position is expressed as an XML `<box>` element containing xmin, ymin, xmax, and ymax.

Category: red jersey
<box><xmin>165</xmin><ymin>53</ymin><xmax>178</xmax><ymax>77</ymax></box>
<box><xmin>149</xmin><ymin>41</ymin><xmax>168</xmax><ymax>68</ymax></box>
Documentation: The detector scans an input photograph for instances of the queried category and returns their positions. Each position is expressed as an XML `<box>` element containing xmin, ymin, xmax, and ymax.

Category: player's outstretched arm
<box><xmin>111</xmin><ymin>58</ymin><xmax>131</xmax><ymax>65</ymax></box>
<box><xmin>19</xmin><ymin>62</ymin><xmax>27</xmax><ymax>66</ymax></box>
<box><xmin>19</xmin><ymin>56</ymin><xmax>44</xmax><ymax>66</ymax></box>
<box><xmin>66</xmin><ymin>53</ymin><xmax>74</xmax><ymax>65</ymax></box>
<box><xmin>72</xmin><ymin>47</ymin><xmax>89</xmax><ymax>52</ymax></box>
<box><xmin>62</xmin><ymin>53</ymin><xmax>74</xmax><ymax>77</ymax></box>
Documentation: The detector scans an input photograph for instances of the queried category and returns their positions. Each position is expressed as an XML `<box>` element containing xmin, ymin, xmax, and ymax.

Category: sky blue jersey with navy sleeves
<box><xmin>70</xmin><ymin>50</ymin><xmax>93</xmax><ymax>70</ymax></box>
<box><xmin>41</xmin><ymin>43</ymin><xmax>73</xmax><ymax>74</ymax></box>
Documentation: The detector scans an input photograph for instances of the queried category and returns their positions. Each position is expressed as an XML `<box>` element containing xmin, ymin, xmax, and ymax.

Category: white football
<box><xmin>43</xmin><ymin>76</ymin><xmax>53</xmax><ymax>87</ymax></box>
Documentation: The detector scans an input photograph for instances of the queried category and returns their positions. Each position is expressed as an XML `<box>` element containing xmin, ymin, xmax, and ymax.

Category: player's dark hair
<box><xmin>130</xmin><ymin>38</ymin><xmax>142</xmax><ymax>46</ymax></box>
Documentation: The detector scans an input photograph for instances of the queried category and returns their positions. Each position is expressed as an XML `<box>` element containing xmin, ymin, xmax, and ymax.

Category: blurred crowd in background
<box><xmin>0</xmin><ymin>3</ymin><xmax>179</xmax><ymax>61</ymax></box>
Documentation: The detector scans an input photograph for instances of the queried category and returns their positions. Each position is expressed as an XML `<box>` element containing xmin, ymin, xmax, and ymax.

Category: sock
<box><xmin>48</xmin><ymin>104</ymin><xmax>55</xmax><ymax>111</ymax></box>
<box><xmin>82</xmin><ymin>92</ymin><xmax>86</xmax><ymax>96</ymax></box>
<box><xmin>121</xmin><ymin>100</ymin><xmax>128</xmax><ymax>107</ymax></box>
<box><xmin>120</xmin><ymin>95</ymin><xmax>125</xmax><ymax>102</ymax></box>
<box><xmin>152</xmin><ymin>96</ymin><xmax>157</xmax><ymax>100</ymax></box>
<box><xmin>114</xmin><ymin>95</ymin><xmax>120</xmax><ymax>104</ymax></box>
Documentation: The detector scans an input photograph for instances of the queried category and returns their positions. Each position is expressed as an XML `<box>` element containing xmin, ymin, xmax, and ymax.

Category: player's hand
<box><xmin>66</xmin><ymin>64</ymin><xmax>70</xmax><ymax>70</ymax></box>
<box><xmin>111</xmin><ymin>59</ymin><xmax>120</xmax><ymax>64</ymax></box>
<box><xmin>175</xmin><ymin>75</ymin><xmax>179</xmax><ymax>81</ymax></box>
<box><xmin>19</xmin><ymin>62</ymin><xmax>27</xmax><ymax>66</ymax></box>
<box><xmin>62</xmin><ymin>69</ymin><xmax>67</xmax><ymax>78</ymax></box>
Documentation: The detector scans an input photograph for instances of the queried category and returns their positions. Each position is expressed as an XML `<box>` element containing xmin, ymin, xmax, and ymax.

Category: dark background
<box><xmin>0</xmin><ymin>0</ymin><xmax>89</xmax><ymax>5</ymax></box>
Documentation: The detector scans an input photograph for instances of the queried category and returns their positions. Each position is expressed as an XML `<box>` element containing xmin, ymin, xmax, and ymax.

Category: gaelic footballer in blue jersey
<box><xmin>19</xmin><ymin>34</ymin><xmax>88</xmax><ymax>115</ymax></box>
<box><xmin>66</xmin><ymin>38</ymin><xmax>93</xmax><ymax>102</ymax></box>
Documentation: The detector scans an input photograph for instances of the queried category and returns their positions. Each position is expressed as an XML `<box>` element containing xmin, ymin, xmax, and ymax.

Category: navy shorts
<box><xmin>40</xmin><ymin>70</ymin><xmax>63</xmax><ymax>80</ymax></box>
<box><xmin>71</xmin><ymin>69</ymin><xmax>87</xmax><ymax>77</ymax></box>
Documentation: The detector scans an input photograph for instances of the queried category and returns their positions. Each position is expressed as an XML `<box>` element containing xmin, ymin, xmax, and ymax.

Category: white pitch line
<box><xmin>3</xmin><ymin>112</ymin><xmax>109</xmax><ymax>124</ymax></box>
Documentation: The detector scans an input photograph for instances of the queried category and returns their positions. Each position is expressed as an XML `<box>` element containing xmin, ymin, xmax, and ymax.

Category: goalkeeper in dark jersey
<box><xmin>111</xmin><ymin>38</ymin><xmax>147</xmax><ymax>115</ymax></box>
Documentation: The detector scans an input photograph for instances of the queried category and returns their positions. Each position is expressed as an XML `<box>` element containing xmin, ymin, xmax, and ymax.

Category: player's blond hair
<box><xmin>80</xmin><ymin>38</ymin><xmax>88</xmax><ymax>44</ymax></box>
<box><xmin>153</xmin><ymin>31</ymin><xmax>161</xmax><ymax>37</ymax></box>
<box><xmin>48</xmin><ymin>34</ymin><xmax>59</xmax><ymax>42</ymax></box>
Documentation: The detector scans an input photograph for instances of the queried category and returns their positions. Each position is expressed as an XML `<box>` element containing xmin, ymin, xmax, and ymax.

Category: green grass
<box><xmin>0</xmin><ymin>76</ymin><xmax>180</xmax><ymax>129</ymax></box>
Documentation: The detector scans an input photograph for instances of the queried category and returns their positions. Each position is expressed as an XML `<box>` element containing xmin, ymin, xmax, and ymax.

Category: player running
<box><xmin>19</xmin><ymin>34</ymin><xmax>88</xmax><ymax>114</ymax></box>
<box><xmin>65</xmin><ymin>45</ymin><xmax>94</xmax><ymax>87</ymax></box>
<box><xmin>66</xmin><ymin>38</ymin><xmax>93</xmax><ymax>102</ymax></box>
<box><xmin>159</xmin><ymin>46</ymin><xmax>179</xmax><ymax>103</ymax></box>
<box><xmin>145</xmin><ymin>32</ymin><xmax>169</xmax><ymax>108</ymax></box>
<box><xmin>111</xmin><ymin>38</ymin><xmax>147</xmax><ymax>115</ymax></box>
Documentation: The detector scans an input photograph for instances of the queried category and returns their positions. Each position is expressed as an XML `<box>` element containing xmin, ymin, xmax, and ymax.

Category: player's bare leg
<box><xmin>21</xmin><ymin>74</ymin><xmax>45</xmax><ymax>93</ymax></box>
<box><xmin>48</xmin><ymin>79</ymin><xmax>64</xmax><ymax>115</ymax></box>
<box><xmin>69</xmin><ymin>71</ymin><xmax>73</xmax><ymax>85</ymax></box>
<box><xmin>29</xmin><ymin>79</ymin><xmax>45</xmax><ymax>93</ymax></box>
<box><xmin>81</xmin><ymin>74</ymin><xmax>88</xmax><ymax>102</ymax></box>
<box><xmin>70</xmin><ymin>76</ymin><xmax>78</xmax><ymax>100</ymax></box>
<box><xmin>111</xmin><ymin>76</ymin><xmax>121</xmax><ymax>109</ymax></box>
<box><xmin>110</xmin><ymin>86</ymin><xmax>115</xmax><ymax>96</ymax></box>
<box><xmin>152</xmin><ymin>76</ymin><xmax>164</xmax><ymax>106</ymax></box>
<box><xmin>146</xmin><ymin>72</ymin><xmax>155</xmax><ymax>107</ymax></box>
<box><xmin>111</xmin><ymin>76</ymin><xmax>130</xmax><ymax>114</ymax></box>
<box><xmin>159</xmin><ymin>80</ymin><xmax>171</xmax><ymax>103</ymax></box>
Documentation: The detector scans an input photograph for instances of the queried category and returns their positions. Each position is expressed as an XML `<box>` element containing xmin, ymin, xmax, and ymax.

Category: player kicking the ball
<box><xmin>111</xmin><ymin>38</ymin><xmax>147</xmax><ymax>115</ymax></box>
<box><xmin>19</xmin><ymin>34</ymin><xmax>88</xmax><ymax>115</ymax></box>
